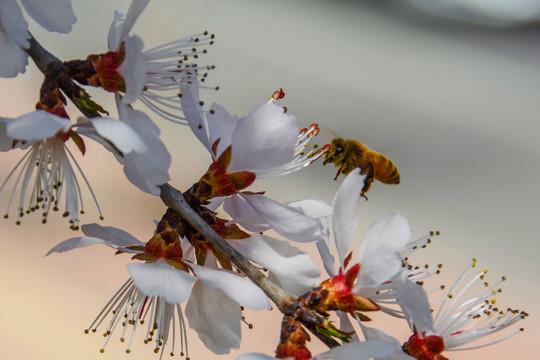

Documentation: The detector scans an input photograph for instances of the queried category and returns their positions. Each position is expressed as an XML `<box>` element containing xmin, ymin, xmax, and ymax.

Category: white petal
<box><xmin>81</xmin><ymin>223</ymin><xmax>144</xmax><ymax>247</ymax></box>
<box><xmin>127</xmin><ymin>260</ymin><xmax>195</xmax><ymax>304</ymax></box>
<box><xmin>288</xmin><ymin>199</ymin><xmax>335</xmax><ymax>276</ymax></box>
<box><xmin>205</xmin><ymin>196</ymin><xmax>226</xmax><ymax>211</ymax></box>
<box><xmin>0</xmin><ymin>0</ymin><xmax>29</xmax><ymax>77</ymax></box>
<box><xmin>229</xmin><ymin>102</ymin><xmax>299</xmax><ymax>173</ymax></box>
<box><xmin>118</xmin><ymin>35</ymin><xmax>146</xmax><ymax>103</ymax></box>
<box><xmin>223</xmin><ymin>194</ymin><xmax>270</xmax><ymax>233</ymax></box>
<box><xmin>0</xmin><ymin>0</ymin><xmax>29</xmax><ymax>47</ymax></box>
<box><xmin>229</xmin><ymin>235</ymin><xmax>320</xmax><ymax>296</ymax></box>
<box><xmin>90</xmin><ymin>114</ymin><xmax>147</xmax><ymax>154</ymax></box>
<box><xmin>7</xmin><ymin>110</ymin><xmax>70</xmax><ymax>140</ymax></box>
<box><xmin>0</xmin><ymin>117</ymin><xmax>32</xmax><ymax>150</ymax></box>
<box><xmin>393</xmin><ymin>271</ymin><xmax>435</xmax><ymax>334</ymax></box>
<box><xmin>338</xmin><ymin>312</ymin><xmax>359</xmax><ymax>342</ymax></box>
<box><xmin>287</xmin><ymin>199</ymin><xmax>333</xmax><ymax>219</ymax></box>
<box><xmin>186</xmin><ymin>280</ymin><xmax>241</xmax><ymax>354</ymax></box>
<box><xmin>116</xmin><ymin>98</ymin><xmax>171</xmax><ymax>194</ymax></box>
<box><xmin>0</xmin><ymin>118</ymin><xmax>12</xmax><ymax>150</ymax></box>
<box><xmin>116</xmin><ymin>95</ymin><xmax>160</xmax><ymax>136</ymax></box>
<box><xmin>361</xmin><ymin>324</ymin><xmax>400</xmax><ymax>345</ymax></box>
<box><xmin>316</xmin><ymin>340</ymin><xmax>403</xmax><ymax>360</ymax></box>
<box><xmin>107</xmin><ymin>10</ymin><xmax>125</xmax><ymax>51</ymax></box>
<box><xmin>241</xmin><ymin>193</ymin><xmax>324</xmax><ymax>243</ymax></box>
<box><xmin>45</xmin><ymin>236</ymin><xmax>142</xmax><ymax>256</ymax></box>
<box><xmin>117</xmin><ymin>0</ymin><xmax>150</xmax><ymax>49</ymax></box>
<box><xmin>316</xmin><ymin>234</ymin><xmax>336</xmax><ymax>278</ymax></box>
<box><xmin>0</xmin><ymin>32</ymin><xmax>28</xmax><ymax>77</ymax></box>
<box><xmin>333</xmin><ymin>170</ymin><xmax>365</xmax><ymax>268</ymax></box>
<box><xmin>236</xmin><ymin>353</ymin><xmax>280</xmax><ymax>360</ymax></box>
<box><xmin>46</xmin><ymin>237</ymin><xmax>117</xmax><ymax>254</ymax></box>
<box><xmin>75</xmin><ymin>119</ymin><xmax>123</xmax><ymax>161</ymax></box>
<box><xmin>123</xmin><ymin>146</ymin><xmax>171</xmax><ymax>195</ymax></box>
<box><xmin>190</xmin><ymin>263</ymin><xmax>270</xmax><ymax>310</ymax></box>
<box><xmin>360</xmin><ymin>325</ymin><xmax>416</xmax><ymax>360</ymax></box>
<box><xmin>354</xmin><ymin>213</ymin><xmax>411</xmax><ymax>292</ymax></box>
<box><xmin>180</xmin><ymin>75</ymin><xmax>211</xmax><ymax>151</ymax></box>
<box><xmin>21</xmin><ymin>0</ymin><xmax>76</xmax><ymax>33</ymax></box>
<box><xmin>207</xmin><ymin>103</ymin><xmax>237</xmax><ymax>158</ymax></box>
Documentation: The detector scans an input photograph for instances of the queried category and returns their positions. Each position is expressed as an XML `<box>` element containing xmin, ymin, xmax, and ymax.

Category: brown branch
<box><xmin>26</xmin><ymin>34</ymin><xmax>106</xmax><ymax>118</ymax></box>
<box><xmin>26</xmin><ymin>34</ymin><xmax>60</xmax><ymax>75</ymax></box>
<box><xmin>160</xmin><ymin>183</ymin><xmax>296</xmax><ymax>308</ymax></box>
<box><xmin>159</xmin><ymin>183</ymin><xmax>340</xmax><ymax>349</ymax></box>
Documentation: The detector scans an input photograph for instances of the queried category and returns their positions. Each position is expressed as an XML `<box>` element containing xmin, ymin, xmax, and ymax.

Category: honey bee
<box><xmin>323</xmin><ymin>137</ymin><xmax>400</xmax><ymax>199</ymax></box>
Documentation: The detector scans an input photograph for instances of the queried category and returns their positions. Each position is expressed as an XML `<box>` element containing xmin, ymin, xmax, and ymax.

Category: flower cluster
<box><xmin>0</xmin><ymin>0</ymin><xmax>219</xmax><ymax>227</ymax></box>
<box><xmin>0</xmin><ymin>0</ymin><xmax>529</xmax><ymax>360</ymax></box>
<box><xmin>238</xmin><ymin>170</ymin><xmax>528</xmax><ymax>360</ymax></box>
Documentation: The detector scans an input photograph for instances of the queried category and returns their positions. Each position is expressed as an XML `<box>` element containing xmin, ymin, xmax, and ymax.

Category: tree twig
<box><xmin>159</xmin><ymin>183</ymin><xmax>340</xmax><ymax>349</ymax></box>
<box><xmin>26</xmin><ymin>33</ymin><xmax>106</xmax><ymax>119</ymax></box>
<box><xmin>159</xmin><ymin>183</ymin><xmax>296</xmax><ymax>308</ymax></box>
<box><xmin>26</xmin><ymin>34</ymin><xmax>59</xmax><ymax>75</ymax></box>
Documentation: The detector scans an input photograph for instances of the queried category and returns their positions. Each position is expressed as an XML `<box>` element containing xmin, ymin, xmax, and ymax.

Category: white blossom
<box><xmin>395</xmin><ymin>259</ymin><xmax>528</xmax><ymax>357</ymax></box>
<box><xmin>180</xmin><ymin>80</ymin><xmax>327</xmax><ymax>243</ymax></box>
<box><xmin>181</xmin><ymin>81</ymin><xmax>324</xmax><ymax>176</ymax></box>
<box><xmin>319</xmin><ymin>169</ymin><xmax>412</xmax><ymax>293</ymax></box>
<box><xmin>0</xmin><ymin>107</ymin><xmax>166</xmax><ymax>227</ymax></box>
<box><xmin>48</xmin><ymin>223</ymin><xmax>272</xmax><ymax>355</ymax></box>
<box><xmin>0</xmin><ymin>111</ymin><xmax>101</xmax><ymax>228</ymax></box>
<box><xmin>107</xmin><ymin>0</ymin><xmax>215</xmax><ymax>123</ymax></box>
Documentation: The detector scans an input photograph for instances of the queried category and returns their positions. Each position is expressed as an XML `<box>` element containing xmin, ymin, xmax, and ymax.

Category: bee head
<box><xmin>323</xmin><ymin>137</ymin><xmax>345</xmax><ymax>165</ymax></box>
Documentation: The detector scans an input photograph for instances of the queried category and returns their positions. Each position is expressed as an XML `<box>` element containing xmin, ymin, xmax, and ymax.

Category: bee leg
<box><xmin>360</xmin><ymin>178</ymin><xmax>373</xmax><ymax>200</ymax></box>
<box><xmin>359</xmin><ymin>164</ymin><xmax>374</xmax><ymax>200</ymax></box>
<box><xmin>333</xmin><ymin>166</ymin><xmax>344</xmax><ymax>180</ymax></box>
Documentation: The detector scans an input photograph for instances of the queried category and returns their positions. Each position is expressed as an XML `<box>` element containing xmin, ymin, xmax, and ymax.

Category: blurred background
<box><xmin>0</xmin><ymin>0</ymin><xmax>538</xmax><ymax>359</ymax></box>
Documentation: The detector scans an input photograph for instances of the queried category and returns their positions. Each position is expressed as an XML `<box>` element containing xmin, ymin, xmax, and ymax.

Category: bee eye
<box><xmin>336</xmin><ymin>146</ymin><xmax>344</xmax><ymax>155</ymax></box>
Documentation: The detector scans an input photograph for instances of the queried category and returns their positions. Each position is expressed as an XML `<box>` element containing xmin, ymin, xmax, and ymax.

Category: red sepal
<box><xmin>85</xmin><ymin>46</ymin><xmax>126</xmax><ymax>92</ymax></box>
<box><xmin>35</xmin><ymin>77</ymin><xmax>69</xmax><ymax>118</ymax></box>
<box><xmin>275</xmin><ymin>316</ymin><xmax>312</xmax><ymax>360</ymax></box>
<box><xmin>345</xmin><ymin>262</ymin><xmax>360</xmax><ymax>289</ymax></box>
<box><xmin>229</xmin><ymin>171</ymin><xmax>256</xmax><ymax>191</ymax></box>
<box><xmin>402</xmin><ymin>329</ymin><xmax>448</xmax><ymax>360</ymax></box>
<box><xmin>300</xmin><ymin>267</ymin><xmax>379</xmax><ymax>315</ymax></box>
<box><xmin>194</xmin><ymin>155</ymin><xmax>256</xmax><ymax>201</ymax></box>
<box><xmin>132</xmin><ymin>209</ymin><xmax>190</xmax><ymax>272</ymax></box>
<box><xmin>217</xmin><ymin>145</ymin><xmax>232</xmax><ymax>170</ymax></box>
<box><xmin>70</xmin><ymin>131</ymin><xmax>86</xmax><ymax>155</ymax></box>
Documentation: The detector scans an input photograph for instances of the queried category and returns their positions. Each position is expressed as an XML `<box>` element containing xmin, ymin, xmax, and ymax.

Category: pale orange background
<box><xmin>0</xmin><ymin>0</ymin><xmax>538</xmax><ymax>359</ymax></box>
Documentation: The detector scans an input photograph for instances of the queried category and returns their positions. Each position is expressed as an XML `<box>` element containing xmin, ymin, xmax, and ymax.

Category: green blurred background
<box><xmin>0</xmin><ymin>0</ymin><xmax>538</xmax><ymax>359</ymax></box>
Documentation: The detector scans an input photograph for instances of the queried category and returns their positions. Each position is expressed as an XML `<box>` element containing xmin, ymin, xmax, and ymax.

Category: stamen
<box><xmin>85</xmin><ymin>279</ymin><xmax>134</xmax><ymax>333</ymax></box>
<box><xmin>1</xmin><ymin>136</ymin><xmax>103</xmax><ymax>228</ymax></box>
<box><xmin>257</xmin><ymin>123</ymin><xmax>328</xmax><ymax>178</ymax></box>
<box><xmin>424</xmin><ymin>259</ymin><xmax>529</xmax><ymax>351</ymax></box>
<box><xmin>125</xmin><ymin>32</ymin><xmax>217</xmax><ymax>124</ymax></box>
<box><xmin>65</xmin><ymin>145</ymin><xmax>104</xmax><ymax>223</ymax></box>
<box><xmin>0</xmin><ymin>147</ymin><xmax>33</xmax><ymax>218</ymax></box>
<box><xmin>269</xmin><ymin>88</ymin><xmax>285</xmax><ymax>102</ymax></box>
<box><xmin>241</xmin><ymin>316</ymin><xmax>254</xmax><ymax>329</ymax></box>
<box><xmin>86</xmin><ymin>278</ymin><xmax>189</xmax><ymax>356</ymax></box>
